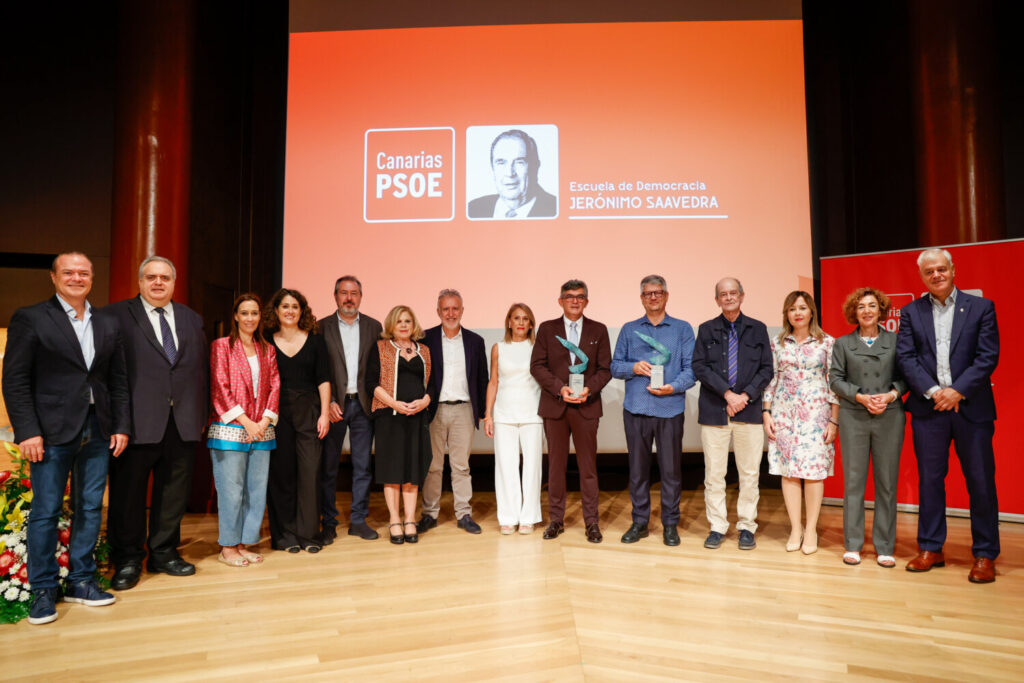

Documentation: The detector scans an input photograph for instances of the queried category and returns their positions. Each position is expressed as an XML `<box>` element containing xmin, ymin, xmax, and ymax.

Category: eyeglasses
<box><xmin>641</xmin><ymin>291</ymin><xmax>666</xmax><ymax>299</ymax></box>
<box><xmin>561</xmin><ymin>294</ymin><xmax>588</xmax><ymax>302</ymax></box>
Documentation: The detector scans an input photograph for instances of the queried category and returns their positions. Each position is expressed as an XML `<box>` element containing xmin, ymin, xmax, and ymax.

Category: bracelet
<box><xmin>828</xmin><ymin>418</ymin><xmax>839</xmax><ymax>426</ymax></box>
<box><xmin>762</xmin><ymin>408</ymin><xmax>771</xmax><ymax>413</ymax></box>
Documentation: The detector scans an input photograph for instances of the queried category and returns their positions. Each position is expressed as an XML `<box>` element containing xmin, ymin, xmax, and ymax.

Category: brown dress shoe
<box><xmin>906</xmin><ymin>550</ymin><xmax>945</xmax><ymax>572</ymax></box>
<box><xmin>542</xmin><ymin>522</ymin><xmax>564</xmax><ymax>540</ymax></box>
<box><xmin>585</xmin><ymin>523</ymin><xmax>603</xmax><ymax>544</ymax></box>
<box><xmin>968</xmin><ymin>557</ymin><xmax>996</xmax><ymax>583</ymax></box>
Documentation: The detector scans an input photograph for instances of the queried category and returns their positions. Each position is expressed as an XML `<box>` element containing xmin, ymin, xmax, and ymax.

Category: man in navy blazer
<box><xmin>105</xmin><ymin>256</ymin><xmax>209</xmax><ymax>590</ymax></box>
<box><xmin>896</xmin><ymin>247</ymin><xmax>1000</xmax><ymax>583</ymax></box>
<box><xmin>3</xmin><ymin>252</ymin><xmax>129</xmax><ymax>624</ymax></box>
<box><xmin>417</xmin><ymin>289</ymin><xmax>489</xmax><ymax>534</ymax></box>
<box><xmin>692</xmin><ymin>277</ymin><xmax>773</xmax><ymax>551</ymax></box>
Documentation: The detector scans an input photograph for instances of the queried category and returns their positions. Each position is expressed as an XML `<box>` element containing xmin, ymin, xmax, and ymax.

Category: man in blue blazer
<box><xmin>896</xmin><ymin>248</ymin><xmax>1000</xmax><ymax>583</ymax></box>
<box><xmin>417</xmin><ymin>289</ymin><xmax>489</xmax><ymax>534</ymax></box>
<box><xmin>3</xmin><ymin>252</ymin><xmax>129</xmax><ymax>624</ymax></box>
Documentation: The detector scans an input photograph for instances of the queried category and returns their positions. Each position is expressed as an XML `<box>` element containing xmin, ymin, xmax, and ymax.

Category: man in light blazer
<box><xmin>3</xmin><ymin>252</ymin><xmax>129</xmax><ymax>624</ymax></box>
<box><xmin>531</xmin><ymin>279</ymin><xmax>612</xmax><ymax>542</ymax></box>
<box><xmin>319</xmin><ymin>275</ymin><xmax>383</xmax><ymax>542</ymax></box>
<box><xmin>896</xmin><ymin>247</ymin><xmax>1000</xmax><ymax>583</ymax></box>
<box><xmin>418</xmin><ymin>289</ymin><xmax>489</xmax><ymax>534</ymax></box>
<box><xmin>105</xmin><ymin>256</ymin><xmax>208</xmax><ymax>590</ymax></box>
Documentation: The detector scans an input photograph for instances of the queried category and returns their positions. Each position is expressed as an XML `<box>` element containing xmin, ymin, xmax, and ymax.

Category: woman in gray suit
<box><xmin>829</xmin><ymin>288</ymin><xmax>907</xmax><ymax>567</ymax></box>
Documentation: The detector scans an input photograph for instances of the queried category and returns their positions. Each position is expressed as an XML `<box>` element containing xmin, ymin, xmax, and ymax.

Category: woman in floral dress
<box><xmin>762</xmin><ymin>291</ymin><xmax>839</xmax><ymax>555</ymax></box>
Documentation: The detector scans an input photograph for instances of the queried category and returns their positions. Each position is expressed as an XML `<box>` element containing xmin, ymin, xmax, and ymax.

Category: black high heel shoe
<box><xmin>403</xmin><ymin>521</ymin><xmax>419</xmax><ymax>544</ymax></box>
<box><xmin>388</xmin><ymin>523</ymin><xmax>404</xmax><ymax>545</ymax></box>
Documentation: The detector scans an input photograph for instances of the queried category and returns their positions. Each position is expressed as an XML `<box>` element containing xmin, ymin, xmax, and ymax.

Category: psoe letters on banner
<box><xmin>376</xmin><ymin>171</ymin><xmax>443</xmax><ymax>199</ymax></box>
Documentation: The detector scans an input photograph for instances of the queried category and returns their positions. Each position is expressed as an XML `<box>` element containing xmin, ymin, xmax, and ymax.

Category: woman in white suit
<box><xmin>484</xmin><ymin>303</ymin><xmax>543</xmax><ymax>534</ymax></box>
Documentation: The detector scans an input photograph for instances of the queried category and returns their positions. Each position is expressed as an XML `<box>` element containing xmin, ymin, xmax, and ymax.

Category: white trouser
<box><xmin>701</xmin><ymin>420</ymin><xmax>765</xmax><ymax>534</ymax></box>
<box><xmin>493</xmin><ymin>422</ymin><xmax>544</xmax><ymax>526</ymax></box>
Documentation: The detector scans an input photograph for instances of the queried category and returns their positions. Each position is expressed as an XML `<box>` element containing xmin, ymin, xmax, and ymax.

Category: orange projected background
<box><xmin>284</xmin><ymin>21</ymin><xmax>811</xmax><ymax>328</ymax></box>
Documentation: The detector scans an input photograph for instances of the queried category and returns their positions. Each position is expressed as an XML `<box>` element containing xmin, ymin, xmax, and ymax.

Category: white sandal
<box><xmin>877</xmin><ymin>554</ymin><xmax>896</xmax><ymax>568</ymax></box>
<box><xmin>842</xmin><ymin>551</ymin><xmax>861</xmax><ymax>565</ymax></box>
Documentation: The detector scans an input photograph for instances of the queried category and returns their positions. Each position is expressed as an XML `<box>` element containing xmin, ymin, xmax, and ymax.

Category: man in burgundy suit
<box><xmin>531</xmin><ymin>279</ymin><xmax>612</xmax><ymax>542</ymax></box>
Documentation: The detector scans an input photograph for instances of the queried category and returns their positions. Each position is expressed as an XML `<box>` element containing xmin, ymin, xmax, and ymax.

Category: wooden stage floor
<box><xmin>3</xmin><ymin>487</ymin><xmax>1022</xmax><ymax>681</ymax></box>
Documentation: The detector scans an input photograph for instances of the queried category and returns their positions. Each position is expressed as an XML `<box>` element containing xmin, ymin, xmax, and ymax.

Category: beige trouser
<box><xmin>701</xmin><ymin>420</ymin><xmax>765</xmax><ymax>534</ymax></box>
<box><xmin>423</xmin><ymin>403</ymin><xmax>475</xmax><ymax>519</ymax></box>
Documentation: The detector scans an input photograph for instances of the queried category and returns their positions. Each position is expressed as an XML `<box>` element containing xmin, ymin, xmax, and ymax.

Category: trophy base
<box><xmin>568</xmin><ymin>373</ymin><xmax>585</xmax><ymax>397</ymax></box>
<box><xmin>650</xmin><ymin>365</ymin><xmax>664</xmax><ymax>389</ymax></box>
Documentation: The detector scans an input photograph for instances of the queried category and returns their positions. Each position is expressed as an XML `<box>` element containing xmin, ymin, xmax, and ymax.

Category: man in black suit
<box><xmin>467</xmin><ymin>129</ymin><xmax>557</xmax><ymax>219</ymax></box>
<box><xmin>3</xmin><ymin>252</ymin><xmax>129</xmax><ymax>624</ymax></box>
<box><xmin>105</xmin><ymin>256</ymin><xmax>208</xmax><ymax>590</ymax></box>
<box><xmin>417</xmin><ymin>289</ymin><xmax>489</xmax><ymax>534</ymax></box>
<box><xmin>318</xmin><ymin>275</ymin><xmax>383</xmax><ymax>543</ymax></box>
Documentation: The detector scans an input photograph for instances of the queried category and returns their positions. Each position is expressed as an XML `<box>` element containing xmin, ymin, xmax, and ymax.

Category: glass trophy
<box><xmin>569</xmin><ymin>372</ymin><xmax>585</xmax><ymax>397</ymax></box>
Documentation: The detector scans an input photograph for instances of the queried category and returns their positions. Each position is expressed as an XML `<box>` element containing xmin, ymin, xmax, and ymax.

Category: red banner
<box><xmin>820</xmin><ymin>240</ymin><xmax>1022</xmax><ymax>515</ymax></box>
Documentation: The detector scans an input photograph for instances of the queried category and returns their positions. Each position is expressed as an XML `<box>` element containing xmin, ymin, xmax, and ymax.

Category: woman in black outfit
<box><xmin>264</xmin><ymin>288</ymin><xmax>330</xmax><ymax>553</ymax></box>
<box><xmin>366</xmin><ymin>305</ymin><xmax>432</xmax><ymax>544</ymax></box>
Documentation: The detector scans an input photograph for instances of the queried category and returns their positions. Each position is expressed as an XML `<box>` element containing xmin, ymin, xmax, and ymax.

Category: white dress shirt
<box><xmin>562</xmin><ymin>315</ymin><xmax>583</xmax><ymax>364</ymax></box>
<box><xmin>141</xmin><ymin>297</ymin><xmax>179</xmax><ymax>349</ymax></box>
<box><xmin>491</xmin><ymin>195</ymin><xmax>538</xmax><ymax>219</ymax></box>
<box><xmin>337</xmin><ymin>313</ymin><xmax>360</xmax><ymax>395</ymax></box>
<box><xmin>438</xmin><ymin>328</ymin><xmax>471</xmax><ymax>402</ymax></box>
<box><xmin>925</xmin><ymin>287</ymin><xmax>957</xmax><ymax>398</ymax></box>
<box><xmin>56</xmin><ymin>293</ymin><xmax>95</xmax><ymax>403</ymax></box>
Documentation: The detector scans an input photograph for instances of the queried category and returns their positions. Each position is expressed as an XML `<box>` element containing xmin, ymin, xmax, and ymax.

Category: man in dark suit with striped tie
<box><xmin>105</xmin><ymin>256</ymin><xmax>208</xmax><ymax>590</ymax></box>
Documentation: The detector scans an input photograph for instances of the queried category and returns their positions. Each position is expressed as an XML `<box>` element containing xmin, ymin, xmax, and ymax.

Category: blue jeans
<box><xmin>320</xmin><ymin>397</ymin><xmax>374</xmax><ymax>527</ymax></box>
<box><xmin>210</xmin><ymin>448</ymin><xmax>270</xmax><ymax>546</ymax></box>
<box><xmin>27</xmin><ymin>408</ymin><xmax>109</xmax><ymax>589</ymax></box>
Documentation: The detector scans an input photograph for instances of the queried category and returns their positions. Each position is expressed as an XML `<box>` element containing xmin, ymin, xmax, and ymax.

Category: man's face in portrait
<box><xmin>491</xmin><ymin>135</ymin><xmax>532</xmax><ymax>208</ymax></box>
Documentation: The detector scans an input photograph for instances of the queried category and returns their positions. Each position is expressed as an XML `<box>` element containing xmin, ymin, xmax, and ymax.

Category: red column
<box><xmin>909</xmin><ymin>0</ymin><xmax>1005</xmax><ymax>247</ymax></box>
<box><xmin>110</xmin><ymin>0</ymin><xmax>194</xmax><ymax>303</ymax></box>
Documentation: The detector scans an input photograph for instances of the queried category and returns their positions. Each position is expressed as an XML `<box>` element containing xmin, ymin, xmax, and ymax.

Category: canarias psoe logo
<box><xmin>364</xmin><ymin>127</ymin><xmax>455</xmax><ymax>222</ymax></box>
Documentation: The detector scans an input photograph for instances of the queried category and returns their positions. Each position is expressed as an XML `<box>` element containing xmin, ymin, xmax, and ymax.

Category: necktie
<box><xmin>569</xmin><ymin>321</ymin><xmax>579</xmax><ymax>363</ymax></box>
<box><xmin>727</xmin><ymin>322</ymin><xmax>738</xmax><ymax>388</ymax></box>
<box><xmin>505</xmin><ymin>207</ymin><xmax>518</xmax><ymax>218</ymax></box>
<box><xmin>156</xmin><ymin>307</ymin><xmax>178</xmax><ymax>364</ymax></box>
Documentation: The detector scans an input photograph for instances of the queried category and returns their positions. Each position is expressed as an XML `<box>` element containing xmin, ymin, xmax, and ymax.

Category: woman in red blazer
<box><xmin>208</xmin><ymin>293</ymin><xmax>281</xmax><ymax>566</ymax></box>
